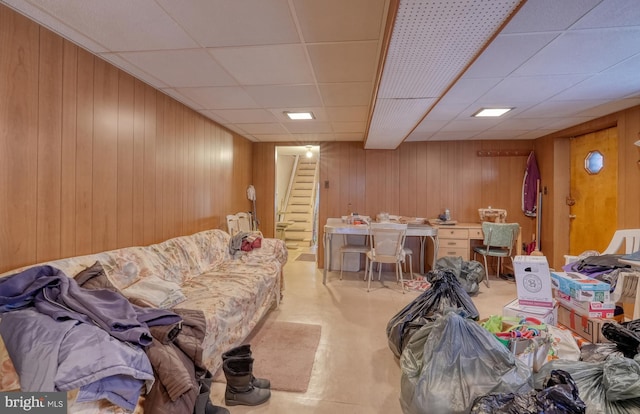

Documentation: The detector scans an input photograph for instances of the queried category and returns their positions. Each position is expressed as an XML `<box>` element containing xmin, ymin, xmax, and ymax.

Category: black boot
<box><xmin>222</xmin><ymin>344</ymin><xmax>270</xmax><ymax>388</ymax></box>
<box><xmin>223</xmin><ymin>357</ymin><xmax>271</xmax><ymax>406</ymax></box>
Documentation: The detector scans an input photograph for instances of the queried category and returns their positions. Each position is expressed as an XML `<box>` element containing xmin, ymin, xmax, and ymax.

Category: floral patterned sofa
<box><xmin>0</xmin><ymin>228</ymin><xmax>287</xmax><ymax>413</ymax></box>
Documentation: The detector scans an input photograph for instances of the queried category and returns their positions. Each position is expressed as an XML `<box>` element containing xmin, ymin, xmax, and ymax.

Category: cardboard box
<box><xmin>557</xmin><ymin>302</ymin><xmax>613</xmax><ymax>343</ymax></box>
<box><xmin>555</xmin><ymin>290</ymin><xmax>615</xmax><ymax>318</ymax></box>
<box><xmin>503</xmin><ymin>298</ymin><xmax>558</xmax><ymax>325</ymax></box>
<box><xmin>550</xmin><ymin>271</ymin><xmax>611</xmax><ymax>302</ymax></box>
<box><xmin>513</xmin><ymin>256</ymin><xmax>554</xmax><ymax>307</ymax></box>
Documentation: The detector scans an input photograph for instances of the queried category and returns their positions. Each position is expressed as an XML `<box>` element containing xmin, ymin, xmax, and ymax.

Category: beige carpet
<box><xmin>216</xmin><ymin>320</ymin><xmax>322</xmax><ymax>393</ymax></box>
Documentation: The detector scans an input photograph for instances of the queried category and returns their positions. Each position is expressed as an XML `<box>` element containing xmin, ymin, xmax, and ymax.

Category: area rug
<box><xmin>295</xmin><ymin>253</ymin><xmax>316</xmax><ymax>262</ymax></box>
<box><xmin>215</xmin><ymin>320</ymin><xmax>322</xmax><ymax>393</ymax></box>
<box><xmin>403</xmin><ymin>275</ymin><xmax>431</xmax><ymax>292</ymax></box>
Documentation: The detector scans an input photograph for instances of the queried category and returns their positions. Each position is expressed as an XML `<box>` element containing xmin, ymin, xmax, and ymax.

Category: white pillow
<box><xmin>122</xmin><ymin>275</ymin><xmax>186</xmax><ymax>309</ymax></box>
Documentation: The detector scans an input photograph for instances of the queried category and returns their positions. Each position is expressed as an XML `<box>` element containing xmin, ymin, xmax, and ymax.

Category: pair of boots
<box><xmin>222</xmin><ymin>344</ymin><xmax>271</xmax><ymax>406</ymax></box>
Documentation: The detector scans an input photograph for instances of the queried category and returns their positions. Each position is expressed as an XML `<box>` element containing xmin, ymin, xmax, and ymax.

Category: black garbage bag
<box><xmin>386</xmin><ymin>269</ymin><xmax>480</xmax><ymax>358</ymax></box>
<box><xmin>470</xmin><ymin>369</ymin><xmax>586</xmax><ymax>414</ymax></box>
<box><xmin>534</xmin><ymin>356</ymin><xmax>640</xmax><ymax>414</ymax></box>
<box><xmin>434</xmin><ymin>256</ymin><xmax>485</xmax><ymax>295</ymax></box>
<box><xmin>602</xmin><ymin>320</ymin><xmax>640</xmax><ymax>358</ymax></box>
<box><xmin>580</xmin><ymin>343</ymin><xmax>624</xmax><ymax>362</ymax></box>
<box><xmin>400</xmin><ymin>311</ymin><xmax>532</xmax><ymax>414</ymax></box>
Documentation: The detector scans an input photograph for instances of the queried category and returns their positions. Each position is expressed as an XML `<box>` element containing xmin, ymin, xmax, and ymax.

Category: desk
<box><xmin>427</xmin><ymin>222</ymin><xmax>523</xmax><ymax>269</ymax></box>
<box><xmin>323</xmin><ymin>220</ymin><xmax>438</xmax><ymax>284</ymax></box>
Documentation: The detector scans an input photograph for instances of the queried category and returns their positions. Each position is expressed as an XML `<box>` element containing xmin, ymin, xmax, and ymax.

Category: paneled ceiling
<box><xmin>3</xmin><ymin>0</ymin><xmax>640</xmax><ymax>149</ymax></box>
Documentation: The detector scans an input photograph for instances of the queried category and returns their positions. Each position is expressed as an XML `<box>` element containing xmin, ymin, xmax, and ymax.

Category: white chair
<box><xmin>473</xmin><ymin>222</ymin><xmax>520</xmax><ymax>287</ymax></box>
<box><xmin>339</xmin><ymin>236</ymin><xmax>370</xmax><ymax>280</ymax></box>
<box><xmin>365</xmin><ymin>222</ymin><xmax>408</xmax><ymax>293</ymax></box>
<box><xmin>564</xmin><ymin>229</ymin><xmax>640</xmax><ymax>265</ymax></box>
<box><xmin>226</xmin><ymin>214</ymin><xmax>240</xmax><ymax>236</ymax></box>
<box><xmin>236</xmin><ymin>212</ymin><xmax>253</xmax><ymax>233</ymax></box>
<box><xmin>603</xmin><ymin>229</ymin><xmax>640</xmax><ymax>255</ymax></box>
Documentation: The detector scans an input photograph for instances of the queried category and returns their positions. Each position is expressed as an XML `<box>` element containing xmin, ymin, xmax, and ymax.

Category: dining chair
<box><xmin>226</xmin><ymin>214</ymin><xmax>240</xmax><ymax>236</ymax></box>
<box><xmin>473</xmin><ymin>222</ymin><xmax>520</xmax><ymax>287</ymax></box>
<box><xmin>365</xmin><ymin>222</ymin><xmax>408</xmax><ymax>293</ymax></box>
<box><xmin>236</xmin><ymin>212</ymin><xmax>253</xmax><ymax>233</ymax></box>
<box><xmin>339</xmin><ymin>236</ymin><xmax>370</xmax><ymax>280</ymax></box>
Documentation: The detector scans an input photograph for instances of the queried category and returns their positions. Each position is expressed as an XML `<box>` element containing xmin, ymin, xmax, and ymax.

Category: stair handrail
<box><xmin>279</xmin><ymin>155</ymin><xmax>299</xmax><ymax>222</ymax></box>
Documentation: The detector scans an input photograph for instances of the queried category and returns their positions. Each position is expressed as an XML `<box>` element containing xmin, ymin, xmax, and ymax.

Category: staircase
<box><xmin>281</xmin><ymin>157</ymin><xmax>318</xmax><ymax>249</ymax></box>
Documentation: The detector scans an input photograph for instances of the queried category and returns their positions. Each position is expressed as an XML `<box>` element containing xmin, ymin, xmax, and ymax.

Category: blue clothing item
<box><xmin>0</xmin><ymin>308</ymin><xmax>154</xmax><ymax>411</ymax></box>
<box><xmin>0</xmin><ymin>265</ymin><xmax>181</xmax><ymax>345</ymax></box>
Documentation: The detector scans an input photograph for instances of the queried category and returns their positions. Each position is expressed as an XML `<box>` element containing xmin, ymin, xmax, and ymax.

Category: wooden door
<box><xmin>569</xmin><ymin>127</ymin><xmax>618</xmax><ymax>255</ymax></box>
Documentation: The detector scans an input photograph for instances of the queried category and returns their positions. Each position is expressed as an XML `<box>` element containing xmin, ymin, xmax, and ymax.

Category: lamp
<box><xmin>305</xmin><ymin>146</ymin><xmax>313</xmax><ymax>158</ymax></box>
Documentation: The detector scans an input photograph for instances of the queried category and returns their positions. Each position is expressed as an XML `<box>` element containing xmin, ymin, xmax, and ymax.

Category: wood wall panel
<box><xmin>60</xmin><ymin>40</ymin><xmax>78</xmax><ymax>259</ymax></box>
<box><xmin>0</xmin><ymin>9</ymin><xmax>39</xmax><ymax>269</ymax></box>
<box><xmin>36</xmin><ymin>29</ymin><xmax>63</xmax><ymax>262</ymax></box>
<box><xmin>0</xmin><ymin>4</ymin><xmax>254</xmax><ymax>274</ymax></box>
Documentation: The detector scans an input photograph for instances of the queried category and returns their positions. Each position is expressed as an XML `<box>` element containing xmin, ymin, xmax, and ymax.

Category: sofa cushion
<box><xmin>121</xmin><ymin>275</ymin><xmax>186</xmax><ymax>309</ymax></box>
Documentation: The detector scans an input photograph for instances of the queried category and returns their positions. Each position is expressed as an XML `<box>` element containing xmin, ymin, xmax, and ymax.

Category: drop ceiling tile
<box><xmin>501</xmin><ymin>0</ymin><xmax>601</xmax><ymax>33</ymax></box>
<box><xmin>325</xmin><ymin>106</ymin><xmax>369</xmax><ymax>122</ymax></box>
<box><xmin>412</xmin><ymin>119</ymin><xmax>449</xmax><ymax>133</ymax></box>
<box><xmin>209</xmin><ymin>44</ymin><xmax>314</xmax><ymax>85</ymax></box>
<box><xmin>28</xmin><ymin>0</ymin><xmax>198</xmax><ymax>51</ymax></box>
<box><xmin>577</xmin><ymin>98</ymin><xmax>640</xmax><ymax>116</ymax></box>
<box><xmin>441</xmin><ymin>119</ymin><xmax>498</xmax><ymax>132</ymax></box>
<box><xmin>245</xmin><ymin>85</ymin><xmax>322</xmax><ymax>107</ymax></box>
<box><xmin>367</xmin><ymin>98</ymin><xmax>435</xmax><ymax>149</ymax></box>
<box><xmin>292</xmin><ymin>133</ymin><xmax>337</xmax><ymax>141</ymax></box>
<box><xmin>331</xmin><ymin>122</ymin><xmax>366</xmax><ymax>133</ymax></box>
<box><xmin>251</xmin><ymin>134</ymin><xmax>299</xmax><ymax>142</ymax></box>
<box><xmin>572</xmin><ymin>0</ymin><xmax>640</xmax><ymax>30</ymax></box>
<box><xmin>515</xmin><ymin>27</ymin><xmax>640</xmax><ymax>76</ymax></box>
<box><xmin>519</xmin><ymin>100</ymin><xmax>608</xmax><ymax>117</ymax></box>
<box><xmin>156</xmin><ymin>0</ymin><xmax>299</xmax><ymax>47</ymax></box>
<box><xmin>480</xmin><ymin>74</ymin><xmax>590</xmax><ymax>103</ymax></box>
<box><xmin>116</xmin><ymin>49</ymin><xmax>236</xmax><ymax>87</ymax></box>
<box><xmin>473</xmin><ymin>129</ymin><xmax>531</xmax><ymax>140</ymax></box>
<box><xmin>268</xmin><ymin>107</ymin><xmax>328</xmax><ymax>122</ymax></box>
<box><xmin>292</xmin><ymin>0</ymin><xmax>386</xmax><ymax>42</ymax></box>
<box><xmin>307</xmin><ymin>42</ymin><xmax>379</xmax><ymax>83</ymax></box>
<box><xmin>405</xmin><ymin>130</ymin><xmax>436</xmax><ymax>142</ymax></box>
<box><xmin>334</xmin><ymin>133</ymin><xmax>364</xmax><ymax>141</ymax></box>
<box><xmin>319</xmin><ymin>82</ymin><xmax>373</xmax><ymax>107</ymax></box>
<box><xmin>235</xmin><ymin>123</ymin><xmax>288</xmax><ymax>134</ymax></box>
<box><xmin>464</xmin><ymin>33</ymin><xmax>558</xmax><ymax>78</ymax></box>
<box><xmin>491</xmin><ymin>117</ymin><xmax>559</xmax><ymax>130</ymax></box>
<box><xmin>208</xmin><ymin>109</ymin><xmax>278</xmax><ymax>123</ymax></box>
<box><xmin>552</xmin><ymin>55</ymin><xmax>640</xmax><ymax>100</ymax></box>
<box><xmin>285</xmin><ymin>122</ymin><xmax>332</xmax><ymax>134</ymax></box>
<box><xmin>175</xmin><ymin>86</ymin><xmax>259</xmax><ymax>109</ymax></box>
<box><xmin>438</xmin><ymin>78</ymin><xmax>501</xmax><ymax>105</ymax></box>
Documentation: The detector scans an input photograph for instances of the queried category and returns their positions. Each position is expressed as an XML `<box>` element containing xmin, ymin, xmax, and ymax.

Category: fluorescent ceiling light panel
<box><xmin>473</xmin><ymin>108</ymin><xmax>513</xmax><ymax>117</ymax></box>
<box><xmin>285</xmin><ymin>111</ymin><xmax>314</xmax><ymax>120</ymax></box>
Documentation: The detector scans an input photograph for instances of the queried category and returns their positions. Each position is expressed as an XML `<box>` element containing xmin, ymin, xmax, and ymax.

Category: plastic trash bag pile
<box><xmin>387</xmin><ymin>269</ymin><xmax>479</xmax><ymax>358</ymax></box>
<box><xmin>433</xmin><ymin>256</ymin><xmax>485</xmax><ymax>295</ymax></box>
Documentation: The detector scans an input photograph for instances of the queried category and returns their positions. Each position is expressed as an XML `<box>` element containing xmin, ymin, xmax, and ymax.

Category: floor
<box><xmin>210</xmin><ymin>246</ymin><xmax>518</xmax><ymax>413</ymax></box>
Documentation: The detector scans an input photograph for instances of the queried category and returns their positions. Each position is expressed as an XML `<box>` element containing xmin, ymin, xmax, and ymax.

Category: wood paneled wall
<box><xmin>253</xmin><ymin>140</ymin><xmax>536</xmax><ymax>268</ymax></box>
<box><xmin>0</xmin><ymin>6</ymin><xmax>252</xmax><ymax>274</ymax></box>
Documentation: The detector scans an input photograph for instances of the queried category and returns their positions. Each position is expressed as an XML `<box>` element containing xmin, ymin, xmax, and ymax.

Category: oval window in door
<box><xmin>584</xmin><ymin>150</ymin><xmax>604</xmax><ymax>174</ymax></box>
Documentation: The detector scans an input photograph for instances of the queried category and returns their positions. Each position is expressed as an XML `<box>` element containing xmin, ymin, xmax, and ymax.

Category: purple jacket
<box><xmin>0</xmin><ymin>265</ymin><xmax>180</xmax><ymax>345</ymax></box>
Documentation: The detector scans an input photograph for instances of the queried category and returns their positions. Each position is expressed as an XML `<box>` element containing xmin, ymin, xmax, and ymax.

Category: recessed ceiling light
<box><xmin>284</xmin><ymin>111</ymin><xmax>314</xmax><ymax>120</ymax></box>
<box><xmin>472</xmin><ymin>108</ymin><xmax>513</xmax><ymax>117</ymax></box>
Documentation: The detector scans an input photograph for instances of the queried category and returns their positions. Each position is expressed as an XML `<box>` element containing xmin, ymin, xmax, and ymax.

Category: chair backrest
<box><xmin>368</xmin><ymin>222</ymin><xmax>407</xmax><ymax>260</ymax></box>
<box><xmin>226</xmin><ymin>214</ymin><xmax>240</xmax><ymax>236</ymax></box>
<box><xmin>603</xmin><ymin>229</ymin><xmax>640</xmax><ymax>255</ymax></box>
<box><xmin>481</xmin><ymin>222</ymin><xmax>520</xmax><ymax>250</ymax></box>
<box><xmin>236</xmin><ymin>212</ymin><xmax>253</xmax><ymax>232</ymax></box>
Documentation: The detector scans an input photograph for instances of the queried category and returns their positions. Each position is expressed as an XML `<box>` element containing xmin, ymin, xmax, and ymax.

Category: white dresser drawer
<box><xmin>437</xmin><ymin>246</ymin><xmax>469</xmax><ymax>260</ymax></box>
